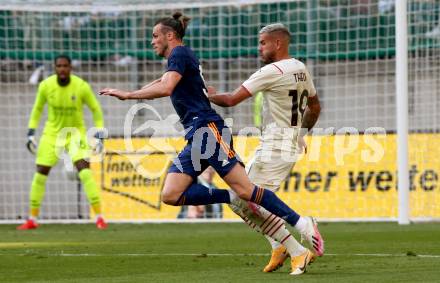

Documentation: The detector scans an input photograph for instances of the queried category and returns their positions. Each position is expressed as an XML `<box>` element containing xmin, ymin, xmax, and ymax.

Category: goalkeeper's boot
<box><xmin>263</xmin><ymin>245</ymin><xmax>289</xmax><ymax>272</ymax></box>
<box><xmin>96</xmin><ymin>217</ymin><xmax>108</xmax><ymax>230</ymax></box>
<box><xmin>290</xmin><ymin>249</ymin><xmax>316</xmax><ymax>275</ymax></box>
<box><xmin>300</xmin><ymin>216</ymin><xmax>324</xmax><ymax>257</ymax></box>
<box><xmin>17</xmin><ymin>219</ymin><xmax>38</xmax><ymax>230</ymax></box>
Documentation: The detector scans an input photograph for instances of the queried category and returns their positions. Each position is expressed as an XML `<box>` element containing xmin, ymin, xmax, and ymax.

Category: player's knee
<box><xmin>236</xmin><ymin>190</ymin><xmax>251</xmax><ymax>201</ymax></box>
<box><xmin>74</xmin><ymin>159</ymin><xmax>90</xmax><ymax>172</ymax></box>
<box><xmin>161</xmin><ymin>190</ymin><xmax>180</xmax><ymax>206</ymax></box>
<box><xmin>36</xmin><ymin>165</ymin><xmax>51</xmax><ymax>176</ymax></box>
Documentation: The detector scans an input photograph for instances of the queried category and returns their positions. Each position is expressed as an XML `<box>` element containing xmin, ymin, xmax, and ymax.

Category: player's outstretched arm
<box><xmin>141</xmin><ymin>78</ymin><xmax>161</xmax><ymax>89</ymax></box>
<box><xmin>99</xmin><ymin>71</ymin><xmax>181</xmax><ymax>100</ymax></box>
<box><xmin>208</xmin><ymin>85</ymin><xmax>252</xmax><ymax>107</ymax></box>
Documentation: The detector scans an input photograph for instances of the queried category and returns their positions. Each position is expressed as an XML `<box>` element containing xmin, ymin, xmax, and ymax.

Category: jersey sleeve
<box><xmin>27</xmin><ymin>82</ymin><xmax>47</xmax><ymax>129</ymax></box>
<box><xmin>167</xmin><ymin>48</ymin><xmax>187</xmax><ymax>75</ymax></box>
<box><xmin>81</xmin><ymin>81</ymin><xmax>104</xmax><ymax>129</ymax></box>
<box><xmin>242</xmin><ymin>65</ymin><xmax>281</xmax><ymax>96</ymax></box>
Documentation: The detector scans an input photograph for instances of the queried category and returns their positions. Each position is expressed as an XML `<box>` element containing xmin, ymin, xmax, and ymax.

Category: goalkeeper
<box><xmin>17</xmin><ymin>55</ymin><xmax>107</xmax><ymax>230</ymax></box>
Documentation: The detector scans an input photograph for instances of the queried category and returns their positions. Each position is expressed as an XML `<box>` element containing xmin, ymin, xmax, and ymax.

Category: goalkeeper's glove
<box><xmin>26</xmin><ymin>128</ymin><xmax>37</xmax><ymax>155</ymax></box>
<box><xmin>92</xmin><ymin>130</ymin><xmax>106</xmax><ymax>154</ymax></box>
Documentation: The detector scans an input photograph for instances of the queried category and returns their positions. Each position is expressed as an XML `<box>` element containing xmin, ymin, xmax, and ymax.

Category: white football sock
<box><xmin>229</xmin><ymin>199</ymin><xmax>306</xmax><ymax>257</ymax></box>
<box><xmin>228</xmin><ymin>190</ymin><xmax>239</xmax><ymax>204</ymax></box>
<box><xmin>294</xmin><ymin>216</ymin><xmax>308</xmax><ymax>235</ymax></box>
<box><xmin>253</xmin><ymin>205</ymin><xmax>305</xmax><ymax>256</ymax></box>
<box><xmin>278</xmin><ymin>232</ymin><xmax>306</xmax><ymax>256</ymax></box>
<box><xmin>265</xmin><ymin>235</ymin><xmax>281</xmax><ymax>249</ymax></box>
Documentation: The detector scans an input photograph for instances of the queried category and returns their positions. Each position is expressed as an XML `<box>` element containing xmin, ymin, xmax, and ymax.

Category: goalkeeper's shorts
<box><xmin>36</xmin><ymin>133</ymin><xmax>90</xmax><ymax>167</ymax></box>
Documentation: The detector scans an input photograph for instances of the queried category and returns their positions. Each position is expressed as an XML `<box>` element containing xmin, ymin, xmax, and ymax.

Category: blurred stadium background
<box><xmin>0</xmin><ymin>0</ymin><xmax>439</xmax><ymax>222</ymax></box>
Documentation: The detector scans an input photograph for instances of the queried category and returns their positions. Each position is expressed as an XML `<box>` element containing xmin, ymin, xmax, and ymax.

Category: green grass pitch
<box><xmin>1</xmin><ymin>222</ymin><xmax>439</xmax><ymax>282</ymax></box>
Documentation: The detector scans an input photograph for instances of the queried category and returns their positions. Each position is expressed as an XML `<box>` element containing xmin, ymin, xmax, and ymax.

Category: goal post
<box><xmin>396</xmin><ymin>0</ymin><xmax>409</xmax><ymax>225</ymax></box>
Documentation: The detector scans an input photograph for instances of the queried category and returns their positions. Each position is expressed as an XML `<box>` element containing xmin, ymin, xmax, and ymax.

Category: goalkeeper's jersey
<box><xmin>28</xmin><ymin>74</ymin><xmax>104</xmax><ymax>136</ymax></box>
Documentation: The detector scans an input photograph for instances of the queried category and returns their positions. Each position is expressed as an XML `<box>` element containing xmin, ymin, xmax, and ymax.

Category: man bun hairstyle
<box><xmin>155</xmin><ymin>11</ymin><xmax>191</xmax><ymax>40</ymax></box>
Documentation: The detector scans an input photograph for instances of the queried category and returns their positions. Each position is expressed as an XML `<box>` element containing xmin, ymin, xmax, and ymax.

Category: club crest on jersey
<box><xmin>71</xmin><ymin>94</ymin><xmax>76</xmax><ymax>101</ymax></box>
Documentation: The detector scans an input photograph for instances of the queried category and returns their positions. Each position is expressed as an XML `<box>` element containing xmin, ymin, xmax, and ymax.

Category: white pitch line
<box><xmin>1</xmin><ymin>252</ymin><xmax>440</xmax><ymax>258</ymax></box>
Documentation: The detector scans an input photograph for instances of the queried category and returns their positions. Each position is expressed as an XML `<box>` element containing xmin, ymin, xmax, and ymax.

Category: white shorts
<box><xmin>246</xmin><ymin>136</ymin><xmax>299</xmax><ymax>191</ymax></box>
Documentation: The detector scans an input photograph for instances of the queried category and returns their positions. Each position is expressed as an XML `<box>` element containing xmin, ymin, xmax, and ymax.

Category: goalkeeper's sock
<box><xmin>250</xmin><ymin>186</ymin><xmax>300</xmax><ymax>226</ymax></box>
<box><xmin>95</xmin><ymin>214</ymin><xmax>102</xmax><ymax>220</ymax></box>
<box><xmin>78</xmin><ymin>169</ymin><xmax>102</xmax><ymax>215</ymax></box>
<box><xmin>29</xmin><ymin>215</ymin><xmax>38</xmax><ymax>222</ymax></box>
<box><xmin>91</xmin><ymin>204</ymin><xmax>102</xmax><ymax>215</ymax></box>
<box><xmin>176</xmin><ymin>183</ymin><xmax>230</xmax><ymax>205</ymax></box>
<box><xmin>29</xmin><ymin>172</ymin><xmax>48</xmax><ymax>218</ymax></box>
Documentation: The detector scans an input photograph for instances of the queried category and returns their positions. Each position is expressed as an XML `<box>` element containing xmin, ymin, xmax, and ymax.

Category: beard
<box><xmin>156</xmin><ymin>44</ymin><xmax>168</xmax><ymax>58</ymax></box>
<box><xmin>262</xmin><ymin>56</ymin><xmax>275</xmax><ymax>64</ymax></box>
<box><xmin>261</xmin><ymin>51</ymin><xmax>276</xmax><ymax>64</ymax></box>
<box><xmin>57</xmin><ymin>76</ymin><xmax>70</xmax><ymax>86</ymax></box>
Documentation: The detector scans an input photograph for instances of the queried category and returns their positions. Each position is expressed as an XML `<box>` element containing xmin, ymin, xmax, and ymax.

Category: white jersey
<box><xmin>243</xmin><ymin>58</ymin><xmax>317</xmax><ymax>183</ymax></box>
<box><xmin>242</xmin><ymin>58</ymin><xmax>317</xmax><ymax>131</ymax></box>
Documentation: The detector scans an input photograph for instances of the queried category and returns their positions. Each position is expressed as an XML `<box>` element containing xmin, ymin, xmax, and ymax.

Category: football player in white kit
<box><xmin>208</xmin><ymin>23</ymin><xmax>323</xmax><ymax>275</ymax></box>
